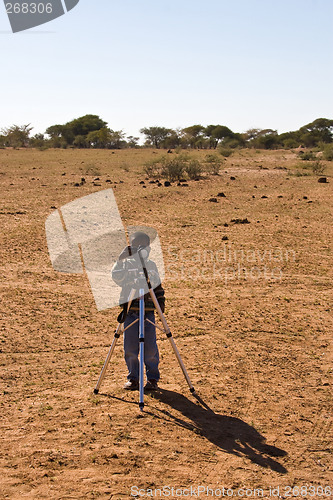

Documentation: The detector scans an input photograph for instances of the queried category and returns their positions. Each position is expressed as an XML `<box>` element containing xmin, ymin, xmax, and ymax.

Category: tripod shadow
<box><xmin>150</xmin><ymin>389</ymin><xmax>288</xmax><ymax>474</ymax></box>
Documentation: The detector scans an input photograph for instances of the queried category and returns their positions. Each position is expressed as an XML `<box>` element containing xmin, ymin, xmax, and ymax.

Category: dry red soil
<box><xmin>0</xmin><ymin>148</ymin><xmax>332</xmax><ymax>499</ymax></box>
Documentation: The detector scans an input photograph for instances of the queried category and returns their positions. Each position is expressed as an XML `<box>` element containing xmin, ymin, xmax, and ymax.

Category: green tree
<box><xmin>30</xmin><ymin>133</ymin><xmax>47</xmax><ymax>148</ymax></box>
<box><xmin>140</xmin><ymin>126</ymin><xmax>173</xmax><ymax>148</ymax></box>
<box><xmin>204</xmin><ymin>125</ymin><xmax>234</xmax><ymax>148</ymax></box>
<box><xmin>299</xmin><ymin>118</ymin><xmax>333</xmax><ymax>147</ymax></box>
<box><xmin>181</xmin><ymin>125</ymin><xmax>205</xmax><ymax>148</ymax></box>
<box><xmin>126</xmin><ymin>136</ymin><xmax>140</xmax><ymax>148</ymax></box>
<box><xmin>46</xmin><ymin>115</ymin><xmax>108</xmax><ymax>147</ymax></box>
<box><xmin>1</xmin><ymin>124</ymin><xmax>33</xmax><ymax>148</ymax></box>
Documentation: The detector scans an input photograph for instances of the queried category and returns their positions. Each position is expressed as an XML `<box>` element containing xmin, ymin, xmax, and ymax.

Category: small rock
<box><xmin>149</xmin><ymin>180</ymin><xmax>155</xmax><ymax>184</ymax></box>
<box><xmin>209</xmin><ymin>198</ymin><xmax>218</xmax><ymax>203</ymax></box>
<box><xmin>303</xmin><ymin>196</ymin><xmax>308</xmax><ymax>199</ymax></box>
<box><xmin>105</xmin><ymin>179</ymin><xmax>112</xmax><ymax>183</ymax></box>
<box><xmin>222</xmin><ymin>236</ymin><xmax>229</xmax><ymax>241</ymax></box>
<box><xmin>180</xmin><ymin>179</ymin><xmax>187</xmax><ymax>183</ymax></box>
<box><xmin>230</xmin><ymin>176</ymin><xmax>236</xmax><ymax>180</ymax></box>
<box><xmin>182</xmin><ymin>183</ymin><xmax>189</xmax><ymax>187</ymax></box>
<box><xmin>164</xmin><ymin>181</ymin><xmax>171</xmax><ymax>187</ymax></box>
<box><xmin>261</xmin><ymin>195</ymin><xmax>268</xmax><ymax>199</ymax></box>
<box><xmin>318</xmin><ymin>177</ymin><xmax>327</xmax><ymax>183</ymax></box>
<box><xmin>217</xmin><ymin>192</ymin><xmax>226</xmax><ymax>197</ymax></box>
<box><xmin>139</xmin><ymin>181</ymin><xmax>145</xmax><ymax>184</ymax></box>
<box><xmin>231</xmin><ymin>218</ymin><xmax>250</xmax><ymax>224</ymax></box>
<box><xmin>223</xmin><ymin>223</ymin><xmax>229</xmax><ymax>227</ymax></box>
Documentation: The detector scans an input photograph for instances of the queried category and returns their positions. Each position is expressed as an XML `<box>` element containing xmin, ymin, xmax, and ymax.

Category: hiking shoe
<box><xmin>124</xmin><ymin>379</ymin><xmax>139</xmax><ymax>390</ymax></box>
<box><xmin>144</xmin><ymin>379</ymin><xmax>158</xmax><ymax>391</ymax></box>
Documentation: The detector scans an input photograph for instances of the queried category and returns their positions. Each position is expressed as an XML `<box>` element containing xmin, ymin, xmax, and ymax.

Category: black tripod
<box><xmin>93</xmin><ymin>251</ymin><xmax>195</xmax><ymax>411</ymax></box>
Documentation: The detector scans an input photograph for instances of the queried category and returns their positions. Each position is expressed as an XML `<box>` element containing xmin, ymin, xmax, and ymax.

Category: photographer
<box><xmin>112</xmin><ymin>231</ymin><xmax>165</xmax><ymax>391</ymax></box>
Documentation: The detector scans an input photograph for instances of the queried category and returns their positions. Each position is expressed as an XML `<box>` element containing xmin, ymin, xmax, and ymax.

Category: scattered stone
<box><xmin>231</xmin><ymin>218</ymin><xmax>250</xmax><ymax>224</ymax></box>
<box><xmin>318</xmin><ymin>177</ymin><xmax>327</xmax><ymax>183</ymax></box>
<box><xmin>105</xmin><ymin>179</ymin><xmax>112</xmax><ymax>183</ymax></box>
<box><xmin>94</xmin><ymin>177</ymin><xmax>100</xmax><ymax>181</ymax></box>
<box><xmin>209</xmin><ymin>198</ymin><xmax>218</xmax><ymax>203</ymax></box>
<box><xmin>230</xmin><ymin>176</ymin><xmax>236</xmax><ymax>180</ymax></box>
<box><xmin>93</xmin><ymin>182</ymin><xmax>101</xmax><ymax>186</ymax></box>
<box><xmin>303</xmin><ymin>196</ymin><xmax>308</xmax><ymax>199</ymax></box>
<box><xmin>180</xmin><ymin>179</ymin><xmax>187</xmax><ymax>183</ymax></box>
<box><xmin>81</xmin><ymin>177</ymin><xmax>86</xmax><ymax>184</ymax></box>
<box><xmin>222</xmin><ymin>236</ymin><xmax>229</xmax><ymax>241</ymax></box>
<box><xmin>307</xmin><ymin>200</ymin><xmax>313</xmax><ymax>203</ymax></box>
<box><xmin>164</xmin><ymin>181</ymin><xmax>171</xmax><ymax>187</ymax></box>
<box><xmin>142</xmin><ymin>185</ymin><xmax>147</xmax><ymax>188</ymax></box>
<box><xmin>261</xmin><ymin>195</ymin><xmax>268</xmax><ymax>199</ymax></box>
<box><xmin>157</xmin><ymin>182</ymin><xmax>162</xmax><ymax>187</ymax></box>
<box><xmin>149</xmin><ymin>180</ymin><xmax>156</xmax><ymax>184</ymax></box>
<box><xmin>223</xmin><ymin>223</ymin><xmax>229</xmax><ymax>227</ymax></box>
<box><xmin>139</xmin><ymin>181</ymin><xmax>145</xmax><ymax>184</ymax></box>
<box><xmin>119</xmin><ymin>180</ymin><xmax>124</xmax><ymax>183</ymax></box>
<box><xmin>182</xmin><ymin>183</ymin><xmax>189</xmax><ymax>187</ymax></box>
<box><xmin>217</xmin><ymin>192</ymin><xmax>226</xmax><ymax>197</ymax></box>
<box><xmin>74</xmin><ymin>183</ymin><xmax>80</xmax><ymax>187</ymax></box>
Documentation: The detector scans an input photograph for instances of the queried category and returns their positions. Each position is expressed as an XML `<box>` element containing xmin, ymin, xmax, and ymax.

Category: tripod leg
<box><xmin>139</xmin><ymin>288</ymin><xmax>145</xmax><ymax>411</ymax></box>
<box><xmin>148</xmin><ymin>289</ymin><xmax>195</xmax><ymax>394</ymax></box>
<box><xmin>94</xmin><ymin>322</ymin><xmax>123</xmax><ymax>394</ymax></box>
<box><xmin>94</xmin><ymin>288</ymin><xmax>137</xmax><ymax>394</ymax></box>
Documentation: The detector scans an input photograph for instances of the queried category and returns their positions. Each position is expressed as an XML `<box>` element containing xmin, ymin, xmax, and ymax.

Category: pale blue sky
<box><xmin>1</xmin><ymin>0</ymin><xmax>332</xmax><ymax>140</ymax></box>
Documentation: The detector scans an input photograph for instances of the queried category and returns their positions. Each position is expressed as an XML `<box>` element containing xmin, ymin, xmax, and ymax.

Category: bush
<box><xmin>143</xmin><ymin>156</ymin><xmax>165</xmax><ymax>178</ymax></box>
<box><xmin>323</xmin><ymin>144</ymin><xmax>333</xmax><ymax>161</ymax></box>
<box><xmin>219</xmin><ymin>148</ymin><xmax>233</xmax><ymax>157</ymax></box>
<box><xmin>161</xmin><ymin>157</ymin><xmax>186</xmax><ymax>181</ymax></box>
<box><xmin>185</xmin><ymin>159</ymin><xmax>203</xmax><ymax>179</ymax></box>
<box><xmin>299</xmin><ymin>151</ymin><xmax>316</xmax><ymax>161</ymax></box>
<box><xmin>204</xmin><ymin>154</ymin><xmax>223</xmax><ymax>175</ymax></box>
<box><xmin>310</xmin><ymin>160</ymin><xmax>325</xmax><ymax>175</ymax></box>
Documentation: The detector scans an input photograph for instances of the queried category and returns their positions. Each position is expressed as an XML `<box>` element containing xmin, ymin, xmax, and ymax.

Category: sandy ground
<box><xmin>0</xmin><ymin>148</ymin><xmax>332</xmax><ymax>499</ymax></box>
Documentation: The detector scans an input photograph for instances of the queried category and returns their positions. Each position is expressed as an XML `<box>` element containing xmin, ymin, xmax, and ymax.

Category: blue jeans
<box><xmin>123</xmin><ymin>311</ymin><xmax>160</xmax><ymax>382</ymax></box>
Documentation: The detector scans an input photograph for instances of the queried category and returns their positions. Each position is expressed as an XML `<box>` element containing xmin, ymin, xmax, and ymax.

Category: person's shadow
<box><xmin>149</xmin><ymin>389</ymin><xmax>288</xmax><ymax>474</ymax></box>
